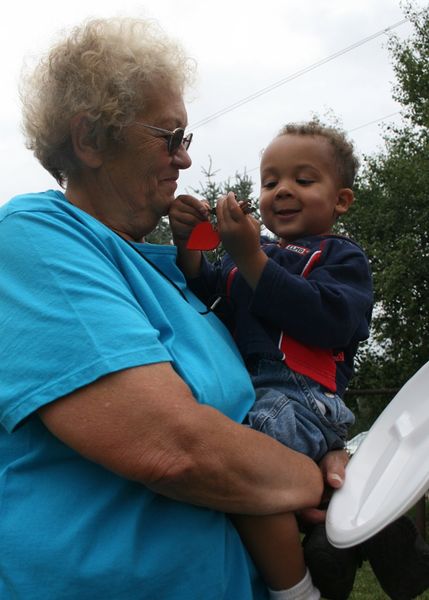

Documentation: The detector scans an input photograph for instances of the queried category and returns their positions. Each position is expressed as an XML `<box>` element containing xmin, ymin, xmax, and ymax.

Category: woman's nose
<box><xmin>172</xmin><ymin>145</ymin><xmax>192</xmax><ymax>169</ymax></box>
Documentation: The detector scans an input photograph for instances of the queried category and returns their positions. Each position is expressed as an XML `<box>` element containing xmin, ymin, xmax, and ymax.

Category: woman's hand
<box><xmin>168</xmin><ymin>195</ymin><xmax>209</xmax><ymax>243</ymax></box>
<box><xmin>169</xmin><ymin>195</ymin><xmax>210</xmax><ymax>277</ymax></box>
<box><xmin>299</xmin><ymin>449</ymin><xmax>349</xmax><ymax>524</ymax></box>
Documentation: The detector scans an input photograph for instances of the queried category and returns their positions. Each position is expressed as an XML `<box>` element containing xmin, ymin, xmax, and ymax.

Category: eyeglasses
<box><xmin>134</xmin><ymin>122</ymin><xmax>193</xmax><ymax>155</ymax></box>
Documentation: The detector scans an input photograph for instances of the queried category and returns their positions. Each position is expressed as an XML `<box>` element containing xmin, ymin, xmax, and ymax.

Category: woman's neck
<box><xmin>65</xmin><ymin>180</ymin><xmax>146</xmax><ymax>242</ymax></box>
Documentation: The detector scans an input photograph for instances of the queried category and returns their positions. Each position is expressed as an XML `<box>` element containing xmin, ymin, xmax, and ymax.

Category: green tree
<box><xmin>147</xmin><ymin>157</ymin><xmax>258</xmax><ymax>246</ymax></box>
<box><xmin>389</xmin><ymin>2</ymin><xmax>429</xmax><ymax>128</ymax></box>
<box><xmin>145</xmin><ymin>218</ymin><xmax>174</xmax><ymax>245</ymax></box>
<box><xmin>148</xmin><ymin>2</ymin><xmax>429</xmax><ymax>436</ymax></box>
<box><xmin>191</xmin><ymin>156</ymin><xmax>257</xmax><ymax>211</ymax></box>
<box><xmin>189</xmin><ymin>157</ymin><xmax>258</xmax><ymax>261</ymax></box>
<box><xmin>343</xmin><ymin>2</ymin><xmax>429</xmax><ymax>430</ymax></box>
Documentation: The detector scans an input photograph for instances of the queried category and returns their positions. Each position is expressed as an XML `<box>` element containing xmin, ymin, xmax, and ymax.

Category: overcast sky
<box><xmin>1</xmin><ymin>0</ymin><xmax>423</xmax><ymax>204</ymax></box>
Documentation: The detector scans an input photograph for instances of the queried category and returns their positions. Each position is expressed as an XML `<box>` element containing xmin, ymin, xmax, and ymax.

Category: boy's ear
<box><xmin>335</xmin><ymin>188</ymin><xmax>354</xmax><ymax>217</ymax></box>
<box><xmin>69</xmin><ymin>113</ymin><xmax>103</xmax><ymax>169</ymax></box>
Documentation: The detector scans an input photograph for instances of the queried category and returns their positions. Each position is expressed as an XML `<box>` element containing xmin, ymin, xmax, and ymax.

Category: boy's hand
<box><xmin>216</xmin><ymin>192</ymin><xmax>267</xmax><ymax>289</ymax></box>
<box><xmin>216</xmin><ymin>192</ymin><xmax>260</xmax><ymax>262</ymax></box>
<box><xmin>169</xmin><ymin>195</ymin><xmax>210</xmax><ymax>243</ymax></box>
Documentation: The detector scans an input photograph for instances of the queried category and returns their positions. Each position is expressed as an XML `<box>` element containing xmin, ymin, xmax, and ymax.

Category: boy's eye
<box><xmin>262</xmin><ymin>181</ymin><xmax>277</xmax><ymax>189</ymax></box>
<box><xmin>296</xmin><ymin>178</ymin><xmax>314</xmax><ymax>185</ymax></box>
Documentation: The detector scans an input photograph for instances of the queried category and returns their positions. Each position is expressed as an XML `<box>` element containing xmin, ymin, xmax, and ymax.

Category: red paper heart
<box><xmin>186</xmin><ymin>221</ymin><xmax>221</xmax><ymax>250</ymax></box>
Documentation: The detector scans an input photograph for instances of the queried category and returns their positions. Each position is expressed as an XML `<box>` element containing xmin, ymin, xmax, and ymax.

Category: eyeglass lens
<box><xmin>169</xmin><ymin>129</ymin><xmax>192</xmax><ymax>154</ymax></box>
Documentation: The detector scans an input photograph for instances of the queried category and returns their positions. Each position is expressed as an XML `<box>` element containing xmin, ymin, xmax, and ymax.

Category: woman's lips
<box><xmin>162</xmin><ymin>178</ymin><xmax>178</xmax><ymax>190</ymax></box>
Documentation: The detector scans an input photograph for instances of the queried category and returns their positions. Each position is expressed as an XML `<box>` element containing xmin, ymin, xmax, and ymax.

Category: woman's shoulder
<box><xmin>1</xmin><ymin>189</ymin><xmax>65</xmax><ymax>217</ymax></box>
<box><xmin>0</xmin><ymin>190</ymin><xmax>114</xmax><ymax>246</ymax></box>
<box><xmin>0</xmin><ymin>190</ymin><xmax>83</xmax><ymax>233</ymax></box>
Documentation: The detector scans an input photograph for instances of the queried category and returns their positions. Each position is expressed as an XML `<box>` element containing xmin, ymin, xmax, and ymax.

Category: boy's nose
<box><xmin>275</xmin><ymin>183</ymin><xmax>293</xmax><ymax>199</ymax></box>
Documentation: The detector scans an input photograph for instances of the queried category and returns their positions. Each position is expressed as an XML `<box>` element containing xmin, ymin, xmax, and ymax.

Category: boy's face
<box><xmin>259</xmin><ymin>134</ymin><xmax>353</xmax><ymax>244</ymax></box>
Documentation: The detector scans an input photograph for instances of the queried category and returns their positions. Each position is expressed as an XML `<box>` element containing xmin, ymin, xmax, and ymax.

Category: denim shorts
<box><xmin>245</xmin><ymin>358</ymin><xmax>355</xmax><ymax>463</ymax></box>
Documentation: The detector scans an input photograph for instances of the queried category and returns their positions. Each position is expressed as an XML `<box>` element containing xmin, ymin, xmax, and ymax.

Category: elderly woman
<box><xmin>0</xmin><ymin>18</ymin><xmax>346</xmax><ymax>599</ymax></box>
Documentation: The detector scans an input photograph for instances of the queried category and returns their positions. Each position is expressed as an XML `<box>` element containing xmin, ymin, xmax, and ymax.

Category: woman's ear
<box><xmin>335</xmin><ymin>188</ymin><xmax>354</xmax><ymax>217</ymax></box>
<box><xmin>69</xmin><ymin>113</ymin><xmax>103</xmax><ymax>169</ymax></box>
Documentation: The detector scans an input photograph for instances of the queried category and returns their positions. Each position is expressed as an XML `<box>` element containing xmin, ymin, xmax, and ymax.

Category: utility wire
<box><xmin>348</xmin><ymin>111</ymin><xmax>401</xmax><ymax>132</ymax></box>
<box><xmin>244</xmin><ymin>110</ymin><xmax>402</xmax><ymax>173</ymax></box>
<box><xmin>189</xmin><ymin>19</ymin><xmax>407</xmax><ymax>130</ymax></box>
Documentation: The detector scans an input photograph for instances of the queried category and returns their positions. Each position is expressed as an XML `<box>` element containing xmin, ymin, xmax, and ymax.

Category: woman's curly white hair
<box><xmin>20</xmin><ymin>17</ymin><xmax>196</xmax><ymax>186</ymax></box>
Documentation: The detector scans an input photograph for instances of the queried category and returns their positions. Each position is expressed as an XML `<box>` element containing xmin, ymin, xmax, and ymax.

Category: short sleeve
<box><xmin>0</xmin><ymin>209</ymin><xmax>170</xmax><ymax>431</ymax></box>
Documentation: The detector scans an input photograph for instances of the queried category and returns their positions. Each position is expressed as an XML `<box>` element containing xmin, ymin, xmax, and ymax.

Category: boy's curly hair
<box><xmin>278</xmin><ymin>119</ymin><xmax>360</xmax><ymax>188</ymax></box>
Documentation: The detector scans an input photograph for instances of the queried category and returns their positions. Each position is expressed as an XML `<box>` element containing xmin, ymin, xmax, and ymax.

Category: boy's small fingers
<box><xmin>225</xmin><ymin>194</ymin><xmax>246</xmax><ymax>222</ymax></box>
<box><xmin>329</xmin><ymin>473</ymin><xmax>344</xmax><ymax>488</ymax></box>
<box><xmin>226</xmin><ymin>191</ymin><xmax>239</xmax><ymax>207</ymax></box>
<box><xmin>299</xmin><ymin>507</ymin><xmax>327</xmax><ymax>525</ymax></box>
<box><xmin>215</xmin><ymin>196</ymin><xmax>226</xmax><ymax>211</ymax></box>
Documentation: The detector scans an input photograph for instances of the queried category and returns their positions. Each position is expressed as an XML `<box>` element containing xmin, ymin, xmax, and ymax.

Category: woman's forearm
<box><xmin>147</xmin><ymin>402</ymin><xmax>324</xmax><ymax>514</ymax></box>
<box><xmin>39</xmin><ymin>362</ymin><xmax>323</xmax><ymax>515</ymax></box>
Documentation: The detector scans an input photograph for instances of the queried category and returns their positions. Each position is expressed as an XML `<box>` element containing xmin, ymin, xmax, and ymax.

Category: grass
<box><xmin>349</xmin><ymin>503</ymin><xmax>429</xmax><ymax>600</ymax></box>
<box><xmin>299</xmin><ymin>502</ymin><xmax>428</xmax><ymax>598</ymax></box>
<box><xmin>350</xmin><ymin>560</ymin><xmax>429</xmax><ymax>599</ymax></box>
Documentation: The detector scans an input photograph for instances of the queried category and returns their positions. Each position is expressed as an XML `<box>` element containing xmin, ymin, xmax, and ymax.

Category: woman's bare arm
<box><xmin>39</xmin><ymin>362</ymin><xmax>323</xmax><ymax>515</ymax></box>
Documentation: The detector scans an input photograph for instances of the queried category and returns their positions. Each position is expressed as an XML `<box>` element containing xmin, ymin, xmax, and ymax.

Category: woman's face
<box><xmin>99</xmin><ymin>87</ymin><xmax>192</xmax><ymax>239</ymax></box>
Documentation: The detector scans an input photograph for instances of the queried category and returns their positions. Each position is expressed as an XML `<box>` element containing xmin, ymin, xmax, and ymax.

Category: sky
<box><xmin>1</xmin><ymin>0</ymin><xmax>423</xmax><ymax>204</ymax></box>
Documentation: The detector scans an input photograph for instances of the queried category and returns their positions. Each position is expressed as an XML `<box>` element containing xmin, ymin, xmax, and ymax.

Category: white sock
<box><xmin>268</xmin><ymin>569</ymin><xmax>320</xmax><ymax>600</ymax></box>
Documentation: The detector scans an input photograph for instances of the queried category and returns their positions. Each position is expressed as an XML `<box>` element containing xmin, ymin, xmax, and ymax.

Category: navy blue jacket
<box><xmin>188</xmin><ymin>235</ymin><xmax>373</xmax><ymax>397</ymax></box>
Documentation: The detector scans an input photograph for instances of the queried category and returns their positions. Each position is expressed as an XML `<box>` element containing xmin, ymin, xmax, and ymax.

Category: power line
<box><xmin>189</xmin><ymin>19</ymin><xmax>407</xmax><ymax>130</ymax></box>
<box><xmin>348</xmin><ymin>111</ymin><xmax>401</xmax><ymax>132</ymax></box>
<box><xmin>244</xmin><ymin>111</ymin><xmax>402</xmax><ymax>174</ymax></box>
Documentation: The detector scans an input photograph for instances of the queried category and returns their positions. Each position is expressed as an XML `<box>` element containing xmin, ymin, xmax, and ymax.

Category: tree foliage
<box><xmin>145</xmin><ymin>217</ymin><xmax>173</xmax><ymax>245</ymax></box>
<box><xmin>148</xmin><ymin>3</ymin><xmax>429</xmax><ymax>433</ymax></box>
<box><xmin>189</xmin><ymin>157</ymin><xmax>259</xmax><ymax>261</ymax></box>
<box><xmin>190</xmin><ymin>156</ymin><xmax>257</xmax><ymax>211</ymax></box>
<box><xmin>389</xmin><ymin>2</ymin><xmax>429</xmax><ymax>128</ymax></box>
<box><xmin>342</xmin><ymin>2</ymin><xmax>429</xmax><ymax>430</ymax></box>
<box><xmin>147</xmin><ymin>157</ymin><xmax>258</xmax><ymax>247</ymax></box>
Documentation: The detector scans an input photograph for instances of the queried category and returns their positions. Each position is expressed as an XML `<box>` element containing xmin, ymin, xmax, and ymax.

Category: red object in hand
<box><xmin>186</xmin><ymin>221</ymin><xmax>221</xmax><ymax>250</ymax></box>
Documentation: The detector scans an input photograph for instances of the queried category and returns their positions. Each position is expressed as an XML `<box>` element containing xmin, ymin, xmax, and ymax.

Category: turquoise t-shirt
<box><xmin>0</xmin><ymin>191</ymin><xmax>267</xmax><ymax>600</ymax></box>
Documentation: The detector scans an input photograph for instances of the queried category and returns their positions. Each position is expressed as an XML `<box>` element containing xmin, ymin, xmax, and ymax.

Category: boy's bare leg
<box><xmin>232</xmin><ymin>512</ymin><xmax>306</xmax><ymax>591</ymax></box>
